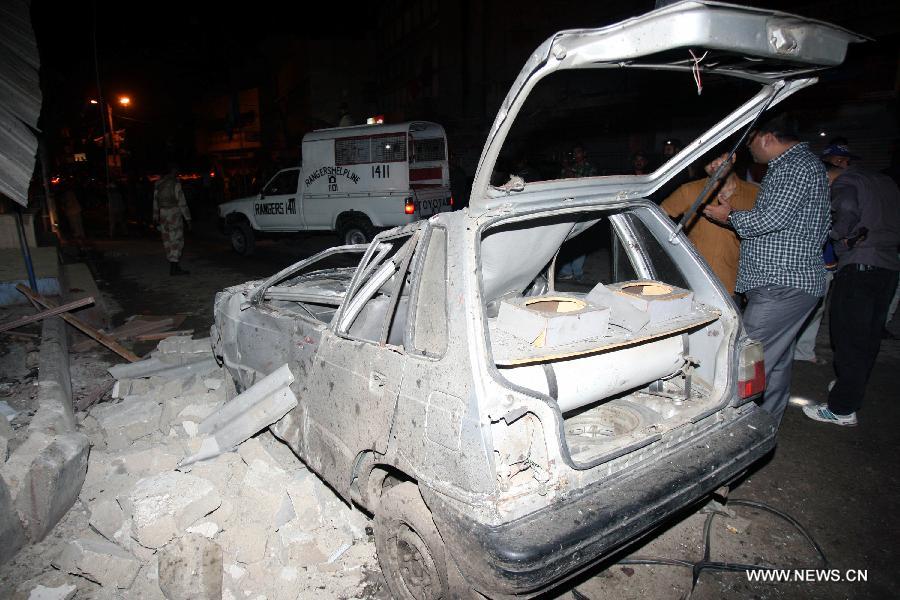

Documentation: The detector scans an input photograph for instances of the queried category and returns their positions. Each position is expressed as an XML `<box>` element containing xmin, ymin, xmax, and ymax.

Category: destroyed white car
<box><xmin>211</xmin><ymin>2</ymin><xmax>862</xmax><ymax>598</ymax></box>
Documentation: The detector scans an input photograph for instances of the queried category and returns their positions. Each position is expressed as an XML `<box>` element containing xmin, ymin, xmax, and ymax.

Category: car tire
<box><xmin>229</xmin><ymin>221</ymin><xmax>255</xmax><ymax>256</ymax></box>
<box><xmin>339</xmin><ymin>217</ymin><xmax>374</xmax><ymax>246</ymax></box>
<box><xmin>375</xmin><ymin>482</ymin><xmax>468</xmax><ymax>600</ymax></box>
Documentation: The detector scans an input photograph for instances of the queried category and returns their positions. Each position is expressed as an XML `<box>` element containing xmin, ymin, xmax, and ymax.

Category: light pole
<box><xmin>90</xmin><ymin>95</ymin><xmax>132</xmax><ymax>236</ymax></box>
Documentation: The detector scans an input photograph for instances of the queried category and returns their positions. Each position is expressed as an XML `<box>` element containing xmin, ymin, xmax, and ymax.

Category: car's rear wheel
<box><xmin>339</xmin><ymin>217</ymin><xmax>374</xmax><ymax>246</ymax></box>
<box><xmin>375</xmin><ymin>482</ymin><xmax>470</xmax><ymax>600</ymax></box>
<box><xmin>229</xmin><ymin>221</ymin><xmax>255</xmax><ymax>256</ymax></box>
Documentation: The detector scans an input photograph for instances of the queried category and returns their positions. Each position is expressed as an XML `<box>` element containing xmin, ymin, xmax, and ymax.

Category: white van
<box><xmin>218</xmin><ymin>121</ymin><xmax>452</xmax><ymax>254</ymax></box>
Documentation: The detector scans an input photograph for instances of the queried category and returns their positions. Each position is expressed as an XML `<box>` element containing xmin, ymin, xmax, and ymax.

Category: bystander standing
<box><xmin>704</xmin><ymin>113</ymin><xmax>830</xmax><ymax>423</ymax></box>
<box><xmin>661</xmin><ymin>152</ymin><xmax>758</xmax><ymax>296</ymax></box>
<box><xmin>803</xmin><ymin>164</ymin><xmax>900</xmax><ymax>426</ymax></box>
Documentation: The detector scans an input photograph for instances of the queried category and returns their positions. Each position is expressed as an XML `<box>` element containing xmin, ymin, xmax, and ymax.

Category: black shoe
<box><xmin>883</xmin><ymin>328</ymin><xmax>897</xmax><ymax>340</ymax></box>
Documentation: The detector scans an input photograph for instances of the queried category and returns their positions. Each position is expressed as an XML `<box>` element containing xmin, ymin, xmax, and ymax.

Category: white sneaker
<box><xmin>802</xmin><ymin>404</ymin><xmax>857</xmax><ymax>426</ymax></box>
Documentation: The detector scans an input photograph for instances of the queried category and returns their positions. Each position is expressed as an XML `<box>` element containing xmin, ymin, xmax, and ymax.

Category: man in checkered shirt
<box><xmin>705</xmin><ymin>113</ymin><xmax>830</xmax><ymax>423</ymax></box>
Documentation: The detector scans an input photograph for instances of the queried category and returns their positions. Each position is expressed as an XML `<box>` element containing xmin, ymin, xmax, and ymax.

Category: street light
<box><xmin>118</xmin><ymin>96</ymin><xmax>131</xmax><ymax>107</ymax></box>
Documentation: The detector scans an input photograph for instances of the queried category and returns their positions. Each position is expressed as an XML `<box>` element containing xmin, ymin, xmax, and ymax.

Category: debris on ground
<box><xmin>71</xmin><ymin>314</ymin><xmax>189</xmax><ymax>352</ymax></box>
<box><xmin>1</xmin><ymin>334</ymin><xmax>381</xmax><ymax>599</ymax></box>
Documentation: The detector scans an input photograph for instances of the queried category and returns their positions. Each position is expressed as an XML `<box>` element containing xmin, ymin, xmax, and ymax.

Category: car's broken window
<box><xmin>339</xmin><ymin>232</ymin><xmax>420</xmax><ymax>346</ymax></box>
<box><xmin>257</xmin><ymin>246</ymin><xmax>368</xmax><ymax>323</ymax></box>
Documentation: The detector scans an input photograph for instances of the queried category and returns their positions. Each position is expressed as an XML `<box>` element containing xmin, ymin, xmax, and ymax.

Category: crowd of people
<box><xmin>657</xmin><ymin>115</ymin><xmax>900</xmax><ymax>427</ymax></box>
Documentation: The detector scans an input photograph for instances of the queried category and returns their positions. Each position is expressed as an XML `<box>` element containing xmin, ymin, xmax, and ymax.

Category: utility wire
<box><xmin>571</xmin><ymin>497</ymin><xmax>828</xmax><ymax>600</ymax></box>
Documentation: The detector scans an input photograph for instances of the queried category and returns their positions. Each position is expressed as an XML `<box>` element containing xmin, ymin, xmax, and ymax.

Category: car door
<box><xmin>253</xmin><ymin>168</ymin><xmax>301</xmax><ymax>230</ymax></box>
<box><xmin>301</xmin><ymin>228</ymin><xmax>422</xmax><ymax>495</ymax></box>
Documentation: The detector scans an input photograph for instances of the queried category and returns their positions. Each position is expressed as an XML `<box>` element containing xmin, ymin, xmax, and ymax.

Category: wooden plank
<box><xmin>16</xmin><ymin>284</ymin><xmax>142</xmax><ymax>363</ymax></box>
<box><xmin>134</xmin><ymin>329</ymin><xmax>194</xmax><ymax>342</ymax></box>
<box><xmin>72</xmin><ymin>314</ymin><xmax>187</xmax><ymax>351</ymax></box>
<box><xmin>109</xmin><ymin>317</ymin><xmax>175</xmax><ymax>340</ymax></box>
<box><xmin>0</xmin><ymin>297</ymin><xmax>94</xmax><ymax>333</ymax></box>
<box><xmin>1</xmin><ymin>330</ymin><xmax>40</xmax><ymax>339</ymax></box>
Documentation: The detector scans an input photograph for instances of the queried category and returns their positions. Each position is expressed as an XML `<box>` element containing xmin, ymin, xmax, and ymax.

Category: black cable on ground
<box><xmin>572</xmin><ymin>498</ymin><xmax>828</xmax><ymax>600</ymax></box>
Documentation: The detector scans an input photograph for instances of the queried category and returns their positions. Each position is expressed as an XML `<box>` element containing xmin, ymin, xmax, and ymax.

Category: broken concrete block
<box><xmin>129</xmin><ymin>559</ymin><xmax>166</xmax><ymax>600</ymax></box>
<box><xmin>217</xmin><ymin>520</ymin><xmax>269</xmax><ymax>564</ymax></box>
<box><xmin>0</xmin><ymin>415</ymin><xmax>12</xmax><ymax>462</ymax></box>
<box><xmin>0</xmin><ymin>473</ymin><xmax>26</xmax><ymax>565</ymax></box>
<box><xmin>238</xmin><ymin>437</ymin><xmax>286</xmax><ymax>470</ymax></box>
<box><xmin>156</xmin><ymin>335</ymin><xmax>212</xmax><ymax>356</ymax></box>
<box><xmin>174</xmin><ymin>397</ymin><xmax>222</xmax><ymax>424</ymax></box>
<box><xmin>3</xmin><ymin>432</ymin><xmax>90</xmax><ymax>542</ymax></box>
<box><xmin>1</xmin><ymin>431</ymin><xmax>51</xmax><ymax>495</ymax></box>
<box><xmin>204</xmin><ymin>376</ymin><xmax>223</xmax><ymax>391</ymax></box>
<box><xmin>239</xmin><ymin>459</ymin><xmax>296</xmax><ymax>528</ymax></box>
<box><xmin>91</xmin><ymin>397</ymin><xmax>163</xmax><ymax>450</ymax></box>
<box><xmin>186</xmin><ymin>520</ymin><xmax>219</xmax><ymax>538</ymax></box>
<box><xmin>80</xmin><ymin>453</ymin><xmax>137</xmax><ymax>507</ymax></box>
<box><xmin>53</xmin><ymin>537</ymin><xmax>141</xmax><ymax>589</ymax></box>
<box><xmin>185</xmin><ymin>452</ymin><xmax>246</xmax><ymax>493</ymax></box>
<box><xmin>180</xmin><ymin>364</ymin><xmax>297</xmax><ymax>466</ymax></box>
<box><xmin>316</xmin><ymin>525</ymin><xmax>353</xmax><ymax>564</ymax></box>
<box><xmin>112</xmin><ymin>447</ymin><xmax>180</xmax><ymax>477</ymax></box>
<box><xmin>124</xmin><ymin>471</ymin><xmax>221</xmax><ymax>549</ymax></box>
<box><xmin>182</xmin><ymin>421</ymin><xmax>199</xmax><ymax>437</ymax></box>
<box><xmin>284</xmin><ymin>473</ymin><xmax>325</xmax><ymax>530</ymax></box>
<box><xmin>158</xmin><ymin>534</ymin><xmax>223</xmax><ymax>600</ymax></box>
<box><xmin>109</xmin><ymin>356</ymin><xmax>218</xmax><ymax>380</ymax></box>
<box><xmin>23</xmin><ymin>583</ymin><xmax>77</xmax><ymax>600</ymax></box>
<box><xmin>114</xmin><ymin>378</ymin><xmax>153</xmax><ymax>399</ymax></box>
<box><xmin>89</xmin><ymin>498</ymin><xmax>124</xmax><ymax>541</ymax></box>
<box><xmin>11</xmin><ymin>572</ymin><xmax>79</xmax><ymax>600</ymax></box>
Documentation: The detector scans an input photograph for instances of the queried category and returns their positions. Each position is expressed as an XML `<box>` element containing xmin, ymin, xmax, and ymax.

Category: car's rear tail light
<box><xmin>449</xmin><ymin>196</ymin><xmax>454</xmax><ymax>207</ymax></box>
<box><xmin>738</xmin><ymin>340</ymin><xmax>765</xmax><ymax>400</ymax></box>
<box><xmin>404</xmin><ymin>198</ymin><xmax>415</xmax><ymax>214</ymax></box>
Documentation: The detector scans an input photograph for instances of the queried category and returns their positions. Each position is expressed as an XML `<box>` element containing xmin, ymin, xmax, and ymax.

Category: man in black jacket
<box><xmin>804</xmin><ymin>165</ymin><xmax>900</xmax><ymax>426</ymax></box>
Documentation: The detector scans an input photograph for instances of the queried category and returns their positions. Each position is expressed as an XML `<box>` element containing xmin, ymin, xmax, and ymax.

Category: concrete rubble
<box><xmin>1</xmin><ymin>317</ymin><xmax>90</xmax><ymax>567</ymax></box>
<box><xmin>2</xmin><ymin>334</ymin><xmax>380</xmax><ymax>598</ymax></box>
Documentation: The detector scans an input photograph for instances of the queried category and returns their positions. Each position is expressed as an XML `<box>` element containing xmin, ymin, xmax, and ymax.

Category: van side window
<box><xmin>411</xmin><ymin>228</ymin><xmax>448</xmax><ymax>357</ymax></box>
<box><xmin>264</xmin><ymin>170</ymin><xmax>298</xmax><ymax>195</ymax></box>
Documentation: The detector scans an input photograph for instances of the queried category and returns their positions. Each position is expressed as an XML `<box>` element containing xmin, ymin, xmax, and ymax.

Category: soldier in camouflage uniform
<box><xmin>153</xmin><ymin>166</ymin><xmax>192</xmax><ymax>276</ymax></box>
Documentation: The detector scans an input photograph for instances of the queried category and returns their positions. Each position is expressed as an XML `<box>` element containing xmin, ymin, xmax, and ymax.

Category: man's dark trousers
<box><xmin>742</xmin><ymin>285</ymin><xmax>819</xmax><ymax>423</ymax></box>
<box><xmin>828</xmin><ymin>266</ymin><xmax>899</xmax><ymax>415</ymax></box>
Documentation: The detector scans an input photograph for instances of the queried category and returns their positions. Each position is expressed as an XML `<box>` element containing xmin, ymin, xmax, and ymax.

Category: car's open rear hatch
<box><xmin>468</xmin><ymin>0</ymin><xmax>867</xmax><ymax>211</ymax></box>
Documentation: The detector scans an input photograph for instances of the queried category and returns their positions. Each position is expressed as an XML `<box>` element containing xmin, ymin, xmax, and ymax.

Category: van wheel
<box><xmin>375</xmin><ymin>482</ymin><xmax>458</xmax><ymax>600</ymax></box>
<box><xmin>229</xmin><ymin>221</ymin><xmax>255</xmax><ymax>256</ymax></box>
<box><xmin>339</xmin><ymin>218</ymin><xmax>374</xmax><ymax>246</ymax></box>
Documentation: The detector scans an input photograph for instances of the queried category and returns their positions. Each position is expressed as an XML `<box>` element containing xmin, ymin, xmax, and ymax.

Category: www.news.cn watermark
<box><xmin>746</xmin><ymin>569</ymin><xmax>868</xmax><ymax>583</ymax></box>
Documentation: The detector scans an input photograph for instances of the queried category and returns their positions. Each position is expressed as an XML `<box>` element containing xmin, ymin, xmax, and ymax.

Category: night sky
<box><xmin>29</xmin><ymin>1</ymin><xmax>900</xmax><ymax>177</ymax></box>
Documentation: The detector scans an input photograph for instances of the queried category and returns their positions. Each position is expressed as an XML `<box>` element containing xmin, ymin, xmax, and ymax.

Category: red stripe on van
<box><xmin>410</xmin><ymin>167</ymin><xmax>443</xmax><ymax>181</ymax></box>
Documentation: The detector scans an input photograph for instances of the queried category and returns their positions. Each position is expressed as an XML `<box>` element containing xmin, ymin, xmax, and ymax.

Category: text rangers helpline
<box><xmin>304</xmin><ymin>166</ymin><xmax>361</xmax><ymax>187</ymax></box>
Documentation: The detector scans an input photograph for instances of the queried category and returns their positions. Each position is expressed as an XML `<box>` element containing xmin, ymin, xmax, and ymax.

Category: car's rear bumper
<box><xmin>423</xmin><ymin>406</ymin><xmax>777</xmax><ymax>598</ymax></box>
